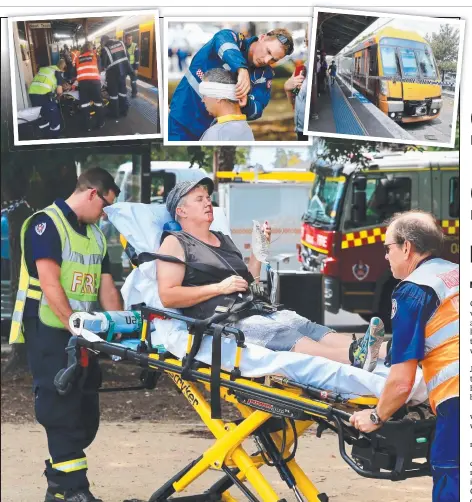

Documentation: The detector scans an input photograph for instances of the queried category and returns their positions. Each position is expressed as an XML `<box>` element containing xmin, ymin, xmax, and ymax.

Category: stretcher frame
<box><xmin>60</xmin><ymin>305</ymin><xmax>435</xmax><ymax>502</ymax></box>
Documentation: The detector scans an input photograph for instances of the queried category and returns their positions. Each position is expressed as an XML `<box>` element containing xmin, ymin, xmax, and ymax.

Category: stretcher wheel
<box><xmin>317</xmin><ymin>494</ymin><xmax>329</xmax><ymax>502</ymax></box>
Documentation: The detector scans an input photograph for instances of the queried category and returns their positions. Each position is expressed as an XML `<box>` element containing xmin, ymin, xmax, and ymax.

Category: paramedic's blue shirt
<box><xmin>23</xmin><ymin>198</ymin><xmax>110</xmax><ymax>318</ymax></box>
<box><xmin>169</xmin><ymin>30</ymin><xmax>273</xmax><ymax>138</ymax></box>
<box><xmin>390</xmin><ymin>258</ymin><xmax>440</xmax><ymax>365</ymax></box>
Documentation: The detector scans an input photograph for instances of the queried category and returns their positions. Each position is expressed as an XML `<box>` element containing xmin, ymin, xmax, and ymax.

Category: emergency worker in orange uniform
<box><xmin>75</xmin><ymin>42</ymin><xmax>105</xmax><ymax>131</ymax></box>
<box><xmin>350</xmin><ymin>210</ymin><xmax>458</xmax><ymax>502</ymax></box>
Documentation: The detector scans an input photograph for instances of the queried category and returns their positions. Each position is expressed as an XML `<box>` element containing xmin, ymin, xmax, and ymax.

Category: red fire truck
<box><xmin>298</xmin><ymin>151</ymin><xmax>459</xmax><ymax>329</ymax></box>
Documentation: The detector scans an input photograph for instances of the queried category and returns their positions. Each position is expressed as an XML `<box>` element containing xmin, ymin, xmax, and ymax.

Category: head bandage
<box><xmin>199</xmin><ymin>81</ymin><xmax>237</xmax><ymax>101</ymax></box>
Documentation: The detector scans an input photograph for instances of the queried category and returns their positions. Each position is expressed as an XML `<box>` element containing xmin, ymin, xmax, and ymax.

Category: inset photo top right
<box><xmin>304</xmin><ymin>8</ymin><xmax>465</xmax><ymax>147</ymax></box>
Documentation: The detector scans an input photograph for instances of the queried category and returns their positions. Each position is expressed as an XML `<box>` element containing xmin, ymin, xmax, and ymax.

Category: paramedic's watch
<box><xmin>369</xmin><ymin>409</ymin><xmax>383</xmax><ymax>426</ymax></box>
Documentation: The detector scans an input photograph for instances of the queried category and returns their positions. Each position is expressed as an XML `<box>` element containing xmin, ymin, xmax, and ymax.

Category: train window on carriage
<box><xmin>399</xmin><ymin>48</ymin><xmax>419</xmax><ymax>77</ymax></box>
<box><xmin>369</xmin><ymin>45</ymin><xmax>378</xmax><ymax>76</ymax></box>
<box><xmin>380</xmin><ymin>46</ymin><xmax>399</xmax><ymax>77</ymax></box>
<box><xmin>449</xmin><ymin>177</ymin><xmax>459</xmax><ymax>218</ymax></box>
<box><xmin>140</xmin><ymin>31</ymin><xmax>151</xmax><ymax>67</ymax></box>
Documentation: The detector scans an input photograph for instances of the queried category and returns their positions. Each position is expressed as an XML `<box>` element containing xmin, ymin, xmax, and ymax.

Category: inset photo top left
<box><xmin>9</xmin><ymin>10</ymin><xmax>162</xmax><ymax>145</ymax></box>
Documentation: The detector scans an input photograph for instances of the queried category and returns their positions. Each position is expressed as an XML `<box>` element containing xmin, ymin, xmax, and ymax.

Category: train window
<box><xmin>449</xmin><ymin>177</ymin><xmax>459</xmax><ymax>218</ymax></box>
<box><xmin>399</xmin><ymin>48</ymin><xmax>419</xmax><ymax>77</ymax></box>
<box><xmin>140</xmin><ymin>31</ymin><xmax>151</xmax><ymax>67</ymax></box>
<box><xmin>416</xmin><ymin>48</ymin><xmax>437</xmax><ymax>79</ymax></box>
<box><xmin>380</xmin><ymin>46</ymin><xmax>399</xmax><ymax>76</ymax></box>
<box><xmin>368</xmin><ymin>45</ymin><xmax>378</xmax><ymax>76</ymax></box>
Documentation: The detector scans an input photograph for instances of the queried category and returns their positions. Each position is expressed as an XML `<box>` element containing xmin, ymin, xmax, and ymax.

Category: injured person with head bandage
<box><xmin>199</xmin><ymin>69</ymin><xmax>255</xmax><ymax>141</ymax></box>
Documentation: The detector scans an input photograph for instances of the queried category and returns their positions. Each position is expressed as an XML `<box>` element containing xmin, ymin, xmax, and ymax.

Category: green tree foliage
<box><xmin>425</xmin><ymin>24</ymin><xmax>460</xmax><ymax>77</ymax></box>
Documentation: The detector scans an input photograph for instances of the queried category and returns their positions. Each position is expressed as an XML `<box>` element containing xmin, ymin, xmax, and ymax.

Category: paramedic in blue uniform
<box><xmin>168</xmin><ymin>28</ymin><xmax>294</xmax><ymax>141</ymax></box>
<box><xmin>28</xmin><ymin>59</ymin><xmax>69</xmax><ymax>139</ymax></box>
<box><xmin>13</xmin><ymin>168</ymin><xmax>123</xmax><ymax>502</ymax></box>
<box><xmin>100</xmin><ymin>35</ymin><xmax>132</xmax><ymax>119</ymax></box>
<box><xmin>124</xmin><ymin>32</ymin><xmax>140</xmax><ymax>98</ymax></box>
<box><xmin>350</xmin><ymin>211</ymin><xmax>459</xmax><ymax>502</ymax></box>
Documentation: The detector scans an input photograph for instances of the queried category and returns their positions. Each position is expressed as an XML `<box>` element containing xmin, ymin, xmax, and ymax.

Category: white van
<box><xmin>114</xmin><ymin>161</ymin><xmax>210</xmax><ymax>204</ymax></box>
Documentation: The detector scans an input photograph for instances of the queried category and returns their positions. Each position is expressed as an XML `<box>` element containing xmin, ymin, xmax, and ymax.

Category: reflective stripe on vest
<box><xmin>8</xmin><ymin>203</ymin><xmax>106</xmax><ymax>341</ymax></box>
<box><xmin>127</xmin><ymin>42</ymin><xmax>137</xmax><ymax>65</ymax></box>
<box><xmin>29</xmin><ymin>66</ymin><xmax>58</xmax><ymax>95</ymax></box>
<box><xmin>397</xmin><ymin>258</ymin><xmax>459</xmax><ymax>414</ymax></box>
<box><xmin>76</xmin><ymin>52</ymin><xmax>100</xmax><ymax>82</ymax></box>
<box><xmin>103</xmin><ymin>42</ymin><xmax>128</xmax><ymax>70</ymax></box>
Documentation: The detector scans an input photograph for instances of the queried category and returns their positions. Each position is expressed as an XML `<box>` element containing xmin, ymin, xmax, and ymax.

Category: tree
<box><xmin>272</xmin><ymin>148</ymin><xmax>288</xmax><ymax>169</ymax></box>
<box><xmin>425</xmin><ymin>24</ymin><xmax>460</xmax><ymax>79</ymax></box>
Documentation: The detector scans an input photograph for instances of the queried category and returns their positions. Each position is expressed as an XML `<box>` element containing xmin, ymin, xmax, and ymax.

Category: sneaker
<box><xmin>352</xmin><ymin>317</ymin><xmax>385</xmax><ymax>372</ymax></box>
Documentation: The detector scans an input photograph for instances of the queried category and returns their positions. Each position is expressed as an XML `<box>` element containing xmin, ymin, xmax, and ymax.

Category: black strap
<box><xmin>181</xmin><ymin>318</ymin><xmax>208</xmax><ymax>382</ymax></box>
<box><xmin>211</xmin><ymin>323</ymin><xmax>225</xmax><ymax>419</ymax></box>
<box><xmin>138</xmin><ymin>252</ymin><xmax>230</xmax><ymax>281</ymax></box>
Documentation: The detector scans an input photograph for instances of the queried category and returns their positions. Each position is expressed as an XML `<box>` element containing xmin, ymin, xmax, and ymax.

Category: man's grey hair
<box><xmin>203</xmin><ymin>68</ymin><xmax>238</xmax><ymax>103</ymax></box>
<box><xmin>385</xmin><ymin>210</ymin><xmax>444</xmax><ymax>256</ymax></box>
<box><xmin>175</xmin><ymin>183</ymin><xmax>210</xmax><ymax>223</ymax></box>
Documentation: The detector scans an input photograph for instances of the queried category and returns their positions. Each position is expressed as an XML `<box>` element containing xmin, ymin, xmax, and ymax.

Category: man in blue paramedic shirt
<box><xmin>350</xmin><ymin>211</ymin><xmax>459</xmax><ymax>502</ymax></box>
<box><xmin>168</xmin><ymin>27</ymin><xmax>294</xmax><ymax>141</ymax></box>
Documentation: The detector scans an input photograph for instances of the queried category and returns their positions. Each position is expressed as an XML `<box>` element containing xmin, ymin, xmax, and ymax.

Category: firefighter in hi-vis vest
<box><xmin>28</xmin><ymin>59</ymin><xmax>68</xmax><ymax>139</ymax></box>
<box><xmin>9</xmin><ymin>168</ymin><xmax>123</xmax><ymax>502</ymax></box>
<box><xmin>350</xmin><ymin>210</ymin><xmax>459</xmax><ymax>502</ymax></box>
<box><xmin>75</xmin><ymin>42</ymin><xmax>105</xmax><ymax>132</ymax></box>
<box><xmin>124</xmin><ymin>32</ymin><xmax>139</xmax><ymax>98</ymax></box>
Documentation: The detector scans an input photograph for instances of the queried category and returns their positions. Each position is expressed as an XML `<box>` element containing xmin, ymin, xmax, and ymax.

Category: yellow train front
<box><xmin>342</xmin><ymin>27</ymin><xmax>442</xmax><ymax>123</ymax></box>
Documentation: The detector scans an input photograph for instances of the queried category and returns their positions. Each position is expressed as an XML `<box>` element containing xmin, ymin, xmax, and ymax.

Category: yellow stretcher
<box><xmin>57</xmin><ymin>305</ymin><xmax>435</xmax><ymax>502</ymax></box>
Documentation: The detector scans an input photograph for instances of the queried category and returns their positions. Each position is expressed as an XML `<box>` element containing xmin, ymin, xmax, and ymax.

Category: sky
<box><xmin>248</xmin><ymin>146</ymin><xmax>315</xmax><ymax>167</ymax></box>
<box><xmin>342</xmin><ymin>15</ymin><xmax>458</xmax><ymax>53</ymax></box>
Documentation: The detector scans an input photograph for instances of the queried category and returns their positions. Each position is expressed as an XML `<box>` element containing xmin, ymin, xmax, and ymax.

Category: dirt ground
<box><xmin>1</xmin><ymin>357</ymin><xmax>432</xmax><ymax>502</ymax></box>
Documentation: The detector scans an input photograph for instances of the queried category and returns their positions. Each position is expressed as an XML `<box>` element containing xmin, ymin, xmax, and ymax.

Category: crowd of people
<box><xmin>26</xmin><ymin>33</ymin><xmax>140</xmax><ymax>138</ymax></box>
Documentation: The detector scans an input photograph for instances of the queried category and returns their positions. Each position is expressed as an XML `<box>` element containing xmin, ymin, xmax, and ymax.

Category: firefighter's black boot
<box><xmin>65</xmin><ymin>488</ymin><xmax>103</xmax><ymax>502</ymax></box>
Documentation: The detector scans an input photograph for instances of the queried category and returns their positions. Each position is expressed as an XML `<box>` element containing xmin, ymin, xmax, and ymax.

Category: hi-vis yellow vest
<box><xmin>395</xmin><ymin>258</ymin><xmax>459</xmax><ymax>414</ymax></box>
<box><xmin>9</xmin><ymin>203</ymin><xmax>106</xmax><ymax>343</ymax></box>
<box><xmin>29</xmin><ymin>66</ymin><xmax>59</xmax><ymax>95</ymax></box>
<box><xmin>127</xmin><ymin>42</ymin><xmax>137</xmax><ymax>65</ymax></box>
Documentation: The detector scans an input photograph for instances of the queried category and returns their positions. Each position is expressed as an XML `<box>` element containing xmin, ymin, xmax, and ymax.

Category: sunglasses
<box><xmin>88</xmin><ymin>186</ymin><xmax>113</xmax><ymax>208</ymax></box>
<box><xmin>274</xmin><ymin>34</ymin><xmax>294</xmax><ymax>55</ymax></box>
<box><xmin>384</xmin><ymin>242</ymin><xmax>403</xmax><ymax>254</ymax></box>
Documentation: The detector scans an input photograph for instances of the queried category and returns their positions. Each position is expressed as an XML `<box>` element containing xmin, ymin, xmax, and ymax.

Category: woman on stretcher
<box><xmin>157</xmin><ymin>178</ymin><xmax>388</xmax><ymax>371</ymax></box>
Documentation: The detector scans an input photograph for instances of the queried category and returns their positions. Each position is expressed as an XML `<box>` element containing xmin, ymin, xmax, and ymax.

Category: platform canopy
<box><xmin>316</xmin><ymin>12</ymin><xmax>378</xmax><ymax>56</ymax></box>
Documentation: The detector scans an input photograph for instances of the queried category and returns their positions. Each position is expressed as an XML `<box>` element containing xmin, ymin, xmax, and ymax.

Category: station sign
<box><xmin>29</xmin><ymin>22</ymin><xmax>51</xmax><ymax>29</ymax></box>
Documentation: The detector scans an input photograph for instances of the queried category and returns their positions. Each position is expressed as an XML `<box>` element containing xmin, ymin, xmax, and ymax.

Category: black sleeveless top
<box><xmin>168</xmin><ymin>230</ymin><xmax>254</xmax><ymax>319</ymax></box>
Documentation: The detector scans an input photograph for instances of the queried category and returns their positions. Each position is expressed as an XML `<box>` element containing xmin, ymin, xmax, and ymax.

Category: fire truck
<box><xmin>298</xmin><ymin>150</ymin><xmax>459</xmax><ymax>329</ymax></box>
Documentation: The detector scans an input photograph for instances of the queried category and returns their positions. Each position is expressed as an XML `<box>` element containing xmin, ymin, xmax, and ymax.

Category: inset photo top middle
<box><xmin>164</xmin><ymin>17</ymin><xmax>312</xmax><ymax>145</ymax></box>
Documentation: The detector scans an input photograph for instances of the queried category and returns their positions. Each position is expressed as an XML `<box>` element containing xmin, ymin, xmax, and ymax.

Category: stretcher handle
<box><xmin>141</xmin><ymin>305</ymin><xmax>246</xmax><ymax>347</ymax></box>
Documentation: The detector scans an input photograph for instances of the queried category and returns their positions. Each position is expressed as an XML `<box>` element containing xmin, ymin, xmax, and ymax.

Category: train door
<box><xmin>138</xmin><ymin>21</ymin><xmax>155</xmax><ymax>82</ymax></box>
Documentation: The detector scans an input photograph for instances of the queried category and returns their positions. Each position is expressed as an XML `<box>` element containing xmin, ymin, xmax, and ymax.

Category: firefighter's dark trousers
<box><xmin>24</xmin><ymin>318</ymin><xmax>101</xmax><ymax>493</ymax></box>
<box><xmin>78</xmin><ymin>80</ymin><xmax>105</xmax><ymax>130</ymax></box>
<box><xmin>106</xmin><ymin>72</ymin><xmax>129</xmax><ymax>118</ymax></box>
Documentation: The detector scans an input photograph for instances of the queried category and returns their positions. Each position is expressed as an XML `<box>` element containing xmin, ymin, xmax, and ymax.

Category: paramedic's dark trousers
<box><xmin>24</xmin><ymin>318</ymin><xmax>101</xmax><ymax>493</ymax></box>
<box><xmin>106</xmin><ymin>72</ymin><xmax>129</xmax><ymax>118</ymax></box>
<box><xmin>431</xmin><ymin>397</ymin><xmax>459</xmax><ymax>502</ymax></box>
<box><xmin>29</xmin><ymin>94</ymin><xmax>61</xmax><ymax>139</ymax></box>
<box><xmin>78</xmin><ymin>80</ymin><xmax>105</xmax><ymax>131</ymax></box>
<box><xmin>129</xmin><ymin>69</ymin><xmax>138</xmax><ymax>97</ymax></box>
